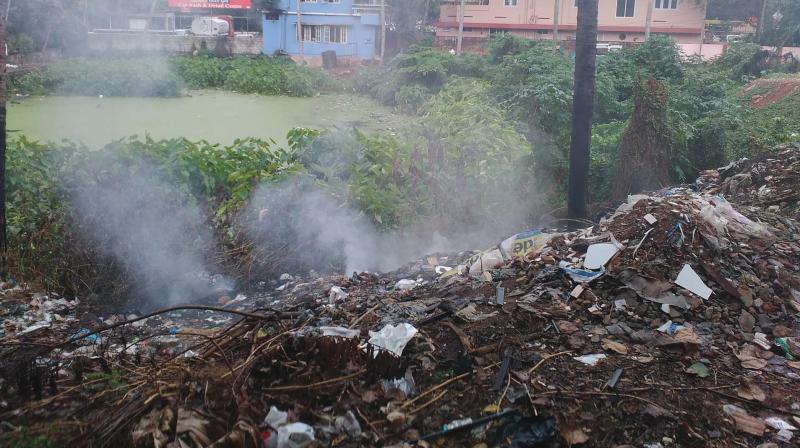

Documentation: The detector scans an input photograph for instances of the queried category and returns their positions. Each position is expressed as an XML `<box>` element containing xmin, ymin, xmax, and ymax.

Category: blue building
<box><xmin>263</xmin><ymin>0</ymin><xmax>381</xmax><ymax>63</ymax></box>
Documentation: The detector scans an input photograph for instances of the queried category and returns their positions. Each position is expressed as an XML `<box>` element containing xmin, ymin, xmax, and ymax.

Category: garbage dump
<box><xmin>1</xmin><ymin>145</ymin><xmax>800</xmax><ymax>446</ymax></box>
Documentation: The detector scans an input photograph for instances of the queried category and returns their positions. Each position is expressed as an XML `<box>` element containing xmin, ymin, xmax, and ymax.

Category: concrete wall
<box><xmin>677</xmin><ymin>43</ymin><xmax>800</xmax><ymax>61</ymax></box>
<box><xmin>438</xmin><ymin>0</ymin><xmax>705</xmax><ymax>43</ymax></box>
<box><xmin>86</xmin><ymin>32</ymin><xmax>263</xmax><ymax>55</ymax></box>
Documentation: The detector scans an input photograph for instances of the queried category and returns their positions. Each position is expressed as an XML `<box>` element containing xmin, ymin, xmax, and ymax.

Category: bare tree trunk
<box><xmin>0</xmin><ymin>3</ymin><xmax>7</xmax><ymax>273</ymax></box>
<box><xmin>296</xmin><ymin>0</ymin><xmax>304</xmax><ymax>64</ymax></box>
<box><xmin>553</xmin><ymin>0</ymin><xmax>560</xmax><ymax>49</ymax></box>
<box><xmin>380</xmin><ymin>0</ymin><xmax>386</xmax><ymax>64</ymax></box>
<box><xmin>644</xmin><ymin>0</ymin><xmax>654</xmax><ymax>40</ymax></box>
<box><xmin>145</xmin><ymin>0</ymin><xmax>158</xmax><ymax>32</ymax></box>
<box><xmin>756</xmin><ymin>0</ymin><xmax>767</xmax><ymax>44</ymax></box>
<box><xmin>567</xmin><ymin>0</ymin><xmax>598</xmax><ymax>221</ymax></box>
<box><xmin>456</xmin><ymin>0</ymin><xmax>465</xmax><ymax>54</ymax></box>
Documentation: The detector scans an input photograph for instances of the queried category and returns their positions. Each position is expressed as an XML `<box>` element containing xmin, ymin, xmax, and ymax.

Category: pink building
<box><xmin>435</xmin><ymin>0</ymin><xmax>708</xmax><ymax>47</ymax></box>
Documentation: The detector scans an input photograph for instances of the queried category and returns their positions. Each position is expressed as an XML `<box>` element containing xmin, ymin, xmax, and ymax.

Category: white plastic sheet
<box><xmin>368</xmin><ymin>323</ymin><xmax>418</xmax><ymax>357</ymax></box>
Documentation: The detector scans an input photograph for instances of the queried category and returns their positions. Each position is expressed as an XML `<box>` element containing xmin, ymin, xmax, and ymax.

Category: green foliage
<box><xmin>588</xmin><ymin>121</ymin><xmax>625</xmax><ymax>203</ymax></box>
<box><xmin>1</xmin><ymin>428</ymin><xmax>54</xmax><ymax>448</ymax></box>
<box><xmin>728</xmin><ymin>84</ymin><xmax>800</xmax><ymax>158</ymax></box>
<box><xmin>395</xmin><ymin>49</ymin><xmax>453</xmax><ymax>87</ymax></box>
<box><xmin>488</xmin><ymin>33</ymin><xmax>535</xmax><ymax>63</ymax></box>
<box><xmin>394</xmin><ymin>85</ymin><xmax>432</xmax><ymax>113</ymax></box>
<box><xmin>713</xmin><ymin>42</ymin><xmax>764</xmax><ymax>81</ymax></box>
<box><xmin>11</xmin><ymin>56</ymin><xmax>338</xmax><ymax>98</ymax></box>
<box><xmin>629</xmin><ymin>35</ymin><xmax>684</xmax><ymax>81</ymax></box>
<box><xmin>11</xmin><ymin>59</ymin><xmax>183</xmax><ymax>97</ymax></box>
<box><xmin>759</xmin><ymin>0</ymin><xmax>800</xmax><ymax>46</ymax></box>
<box><xmin>5</xmin><ymin>132</ymin><xmax>310</xmax><ymax>295</ymax></box>
<box><xmin>173</xmin><ymin>55</ymin><xmax>228</xmax><ymax>89</ymax></box>
<box><xmin>352</xmin><ymin>78</ymin><xmax>534</xmax><ymax>229</ymax></box>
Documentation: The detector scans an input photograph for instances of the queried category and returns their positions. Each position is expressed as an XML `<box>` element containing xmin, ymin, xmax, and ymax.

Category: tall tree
<box><xmin>0</xmin><ymin>0</ymin><xmax>6</xmax><ymax>272</ymax></box>
<box><xmin>566</xmin><ymin>0</ymin><xmax>598</xmax><ymax>221</ymax></box>
<box><xmin>611</xmin><ymin>76</ymin><xmax>672</xmax><ymax>201</ymax></box>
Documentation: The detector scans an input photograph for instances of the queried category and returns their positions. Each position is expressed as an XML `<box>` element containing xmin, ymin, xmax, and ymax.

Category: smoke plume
<box><xmin>68</xmin><ymin>165</ymin><xmax>217</xmax><ymax>307</ymax></box>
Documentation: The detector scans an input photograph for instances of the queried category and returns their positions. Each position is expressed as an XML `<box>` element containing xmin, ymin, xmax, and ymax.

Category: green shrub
<box><xmin>713</xmin><ymin>42</ymin><xmax>768</xmax><ymax>81</ymax></box>
<box><xmin>5</xmin><ymin>132</ymin><xmax>310</xmax><ymax>296</ymax></box>
<box><xmin>10</xmin><ymin>56</ymin><xmax>338</xmax><ymax>98</ymax></box>
<box><xmin>173</xmin><ymin>55</ymin><xmax>228</xmax><ymax>88</ymax></box>
<box><xmin>394</xmin><ymin>84</ymin><xmax>431</xmax><ymax>113</ymax></box>
<box><xmin>10</xmin><ymin>59</ymin><xmax>182</xmax><ymax>97</ymax></box>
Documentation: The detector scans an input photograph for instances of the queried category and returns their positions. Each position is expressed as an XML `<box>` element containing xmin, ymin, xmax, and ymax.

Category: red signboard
<box><xmin>168</xmin><ymin>0</ymin><xmax>252</xmax><ymax>9</ymax></box>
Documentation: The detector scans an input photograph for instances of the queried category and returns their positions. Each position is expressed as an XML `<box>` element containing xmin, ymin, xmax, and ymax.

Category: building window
<box><xmin>504</xmin><ymin>0</ymin><xmax>517</xmax><ymax>6</ymax></box>
<box><xmin>325</xmin><ymin>25</ymin><xmax>348</xmax><ymax>43</ymax></box>
<box><xmin>616</xmin><ymin>0</ymin><xmax>635</xmax><ymax>17</ymax></box>
<box><xmin>301</xmin><ymin>24</ymin><xmax>348</xmax><ymax>43</ymax></box>
<box><xmin>321</xmin><ymin>0</ymin><xmax>341</xmax><ymax>3</ymax></box>
<box><xmin>301</xmin><ymin>0</ymin><xmax>316</xmax><ymax>3</ymax></box>
<box><xmin>301</xmin><ymin>24</ymin><xmax>322</xmax><ymax>42</ymax></box>
<box><xmin>654</xmin><ymin>0</ymin><xmax>677</xmax><ymax>9</ymax></box>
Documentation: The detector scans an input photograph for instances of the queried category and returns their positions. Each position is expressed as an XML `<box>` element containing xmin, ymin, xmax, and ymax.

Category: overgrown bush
<box><xmin>6</xmin><ymin>132</ymin><xmax>312</xmax><ymax>298</ymax></box>
<box><xmin>11</xmin><ymin>59</ymin><xmax>183</xmax><ymax>97</ymax></box>
<box><xmin>10</xmin><ymin>56</ymin><xmax>338</xmax><ymax>98</ymax></box>
<box><xmin>713</xmin><ymin>42</ymin><xmax>764</xmax><ymax>81</ymax></box>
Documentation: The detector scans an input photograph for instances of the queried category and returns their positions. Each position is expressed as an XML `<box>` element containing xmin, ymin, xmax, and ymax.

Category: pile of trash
<box><xmin>2</xmin><ymin>146</ymin><xmax>800</xmax><ymax>447</ymax></box>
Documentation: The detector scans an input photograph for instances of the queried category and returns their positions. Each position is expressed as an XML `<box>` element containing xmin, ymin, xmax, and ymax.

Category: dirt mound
<box><xmin>744</xmin><ymin>77</ymin><xmax>800</xmax><ymax>108</ymax></box>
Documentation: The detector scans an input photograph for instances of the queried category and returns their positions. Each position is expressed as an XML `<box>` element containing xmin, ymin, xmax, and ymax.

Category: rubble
<box><xmin>2</xmin><ymin>146</ymin><xmax>800</xmax><ymax>446</ymax></box>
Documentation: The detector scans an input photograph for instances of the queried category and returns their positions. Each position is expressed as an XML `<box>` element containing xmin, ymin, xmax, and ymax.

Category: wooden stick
<box><xmin>402</xmin><ymin>361</ymin><xmax>501</xmax><ymax>409</ymax></box>
<box><xmin>526</xmin><ymin>351</ymin><xmax>571</xmax><ymax>374</ymax></box>
<box><xmin>349</xmin><ymin>304</ymin><xmax>380</xmax><ymax>329</ymax></box>
<box><xmin>409</xmin><ymin>390</ymin><xmax>448</xmax><ymax>414</ymax></box>
<box><xmin>264</xmin><ymin>369</ymin><xmax>366</xmax><ymax>392</ymax></box>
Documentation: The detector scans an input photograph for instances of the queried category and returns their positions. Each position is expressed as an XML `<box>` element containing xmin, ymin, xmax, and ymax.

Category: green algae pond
<box><xmin>8</xmin><ymin>91</ymin><xmax>402</xmax><ymax>147</ymax></box>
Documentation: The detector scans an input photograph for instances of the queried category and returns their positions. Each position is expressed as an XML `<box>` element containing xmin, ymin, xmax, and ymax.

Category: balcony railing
<box><xmin>441</xmin><ymin>0</ymin><xmax>489</xmax><ymax>5</ymax></box>
<box><xmin>353</xmin><ymin>1</ymin><xmax>381</xmax><ymax>15</ymax></box>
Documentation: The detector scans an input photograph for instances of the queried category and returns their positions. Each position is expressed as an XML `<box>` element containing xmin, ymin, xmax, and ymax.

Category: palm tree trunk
<box><xmin>0</xmin><ymin>3</ymin><xmax>7</xmax><ymax>272</ymax></box>
<box><xmin>567</xmin><ymin>0</ymin><xmax>598</xmax><ymax>221</ymax></box>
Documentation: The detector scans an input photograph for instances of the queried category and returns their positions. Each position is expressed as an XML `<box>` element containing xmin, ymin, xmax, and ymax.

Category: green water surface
<box><xmin>8</xmin><ymin>90</ymin><xmax>401</xmax><ymax>147</ymax></box>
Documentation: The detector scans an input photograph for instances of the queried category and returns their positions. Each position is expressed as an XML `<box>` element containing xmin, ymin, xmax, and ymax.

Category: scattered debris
<box><xmin>675</xmin><ymin>264</ymin><xmax>713</xmax><ymax>300</ymax></box>
<box><xmin>3</xmin><ymin>147</ymin><xmax>800</xmax><ymax>447</ymax></box>
<box><xmin>368</xmin><ymin>323</ymin><xmax>418</xmax><ymax>357</ymax></box>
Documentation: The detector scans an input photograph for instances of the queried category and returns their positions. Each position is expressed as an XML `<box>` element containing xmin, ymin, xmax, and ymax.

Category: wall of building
<box><xmin>263</xmin><ymin>15</ymin><xmax>377</xmax><ymax>58</ymax></box>
<box><xmin>438</xmin><ymin>0</ymin><xmax>705</xmax><ymax>43</ymax></box>
<box><xmin>262</xmin><ymin>0</ymin><xmax>380</xmax><ymax>59</ymax></box>
<box><xmin>87</xmin><ymin>32</ymin><xmax>263</xmax><ymax>55</ymax></box>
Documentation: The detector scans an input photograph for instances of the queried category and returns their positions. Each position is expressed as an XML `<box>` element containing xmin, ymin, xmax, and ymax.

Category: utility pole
<box><xmin>380</xmin><ymin>0</ymin><xmax>386</xmax><ymax>64</ymax></box>
<box><xmin>567</xmin><ymin>0</ymin><xmax>598</xmax><ymax>221</ymax></box>
<box><xmin>756</xmin><ymin>0</ymin><xmax>767</xmax><ymax>44</ymax></box>
<box><xmin>4</xmin><ymin>0</ymin><xmax>10</xmax><ymax>21</ymax></box>
<box><xmin>456</xmin><ymin>0</ymin><xmax>465</xmax><ymax>54</ymax></box>
<box><xmin>553</xmin><ymin>0</ymin><xmax>560</xmax><ymax>49</ymax></box>
<box><xmin>296</xmin><ymin>0</ymin><xmax>304</xmax><ymax>64</ymax></box>
<box><xmin>145</xmin><ymin>0</ymin><xmax>158</xmax><ymax>32</ymax></box>
<box><xmin>644</xmin><ymin>0</ymin><xmax>654</xmax><ymax>40</ymax></box>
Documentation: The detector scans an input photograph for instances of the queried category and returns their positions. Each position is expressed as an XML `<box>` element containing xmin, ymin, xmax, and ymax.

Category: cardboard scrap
<box><xmin>723</xmin><ymin>404</ymin><xmax>766</xmax><ymax>436</ymax></box>
<box><xmin>601</xmin><ymin>338</ymin><xmax>628</xmax><ymax>355</ymax></box>
<box><xmin>676</xmin><ymin>264</ymin><xmax>713</xmax><ymax>300</ymax></box>
<box><xmin>560</xmin><ymin>426</ymin><xmax>590</xmax><ymax>445</ymax></box>
<box><xmin>736</xmin><ymin>381</ymin><xmax>766</xmax><ymax>402</ymax></box>
<box><xmin>583</xmin><ymin>243</ymin><xmax>619</xmax><ymax>270</ymax></box>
